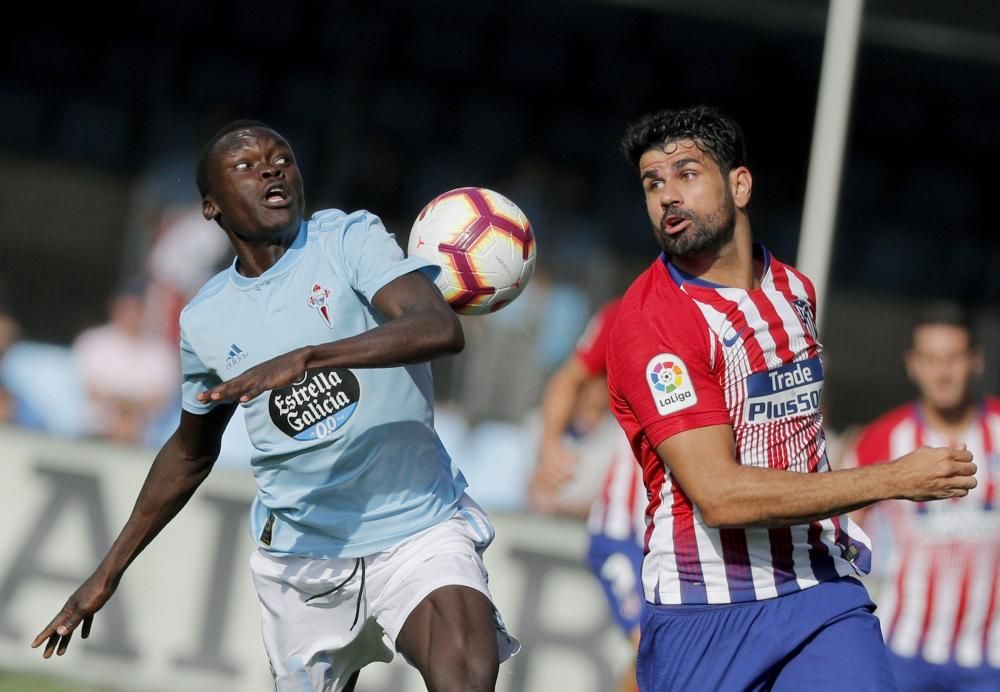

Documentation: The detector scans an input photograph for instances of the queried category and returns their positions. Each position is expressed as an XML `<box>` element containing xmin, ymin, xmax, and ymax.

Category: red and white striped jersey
<box><xmin>852</xmin><ymin>399</ymin><xmax>1000</xmax><ymax>668</ymax></box>
<box><xmin>587</xmin><ymin>430</ymin><xmax>648</xmax><ymax>542</ymax></box>
<box><xmin>606</xmin><ymin>247</ymin><xmax>871</xmax><ymax>605</ymax></box>
<box><xmin>573</xmin><ymin>298</ymin><xmax>646</xmax><ymax>542</ymax></box>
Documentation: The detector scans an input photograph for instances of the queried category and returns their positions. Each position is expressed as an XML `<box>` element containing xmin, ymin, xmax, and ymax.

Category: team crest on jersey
<box><xmin>646</xmin><ymin>354</ymin><xmax>697</xmax><ymax>415</ymax></box>
<box><xmin>308</xmin><ymin>283</ymin><xmax>334</xmax><ymax>328</ymax></box>
<box><xmin>791</xmin><ymin>299</ymin><xmax>818</xmax><ymax>340</ymax></box>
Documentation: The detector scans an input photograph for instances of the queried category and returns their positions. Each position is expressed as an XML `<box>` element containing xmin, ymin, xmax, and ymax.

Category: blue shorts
<box><xmin>586</xmin><ymin>533</ymin><xmax>644</xmax><ymax>635</ymax></box>
<box><xmin>887</xmin><ymin>650</ymin><xmax>1000</xmax><ymax>691</ymax></box>
<box><xmin>638</xmin><ymin>577</ymin><xmax>896</xmax><ymax>692</ymax></box>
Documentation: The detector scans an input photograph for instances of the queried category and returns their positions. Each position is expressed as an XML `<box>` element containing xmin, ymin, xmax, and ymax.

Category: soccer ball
<box><xmin>407</xmin><ymin>187</ymin><xmax>536</xmax><ymax>315</ymax></box>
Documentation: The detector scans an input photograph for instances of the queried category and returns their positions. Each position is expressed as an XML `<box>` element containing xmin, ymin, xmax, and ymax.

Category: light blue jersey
<box><xmin>179</xmin><ymin>209</ymin><xmax>467</xmax><ymax>558</ymax></box>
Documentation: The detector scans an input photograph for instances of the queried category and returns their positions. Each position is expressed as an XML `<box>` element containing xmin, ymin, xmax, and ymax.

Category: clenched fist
<box><xmin>890</xmin><ymin>445</ymin><xmax>977</xmax><ymax>502</ymax></box>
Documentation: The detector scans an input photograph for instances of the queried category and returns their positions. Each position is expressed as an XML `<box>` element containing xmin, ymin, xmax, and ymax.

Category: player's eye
<box><xmin>274</xmin><ymin>155</ymin><xmax>290</xmax><ymax>165</ymax></box>
<box><xmin>234</xmin><ymin>161</ymin><xmax>251</xmax><ymax>171</ymax></box>
<box><xmin>680</xmin><ymin>170</ymin><xmax>697</xmax><ymax>181</ymax></box>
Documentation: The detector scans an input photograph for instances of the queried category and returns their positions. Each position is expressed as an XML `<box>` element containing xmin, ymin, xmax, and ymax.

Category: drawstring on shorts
<box><xmin>305</xmin><ymin>557</ymin><xmax>367</xmax><ymax>630</ymax></box>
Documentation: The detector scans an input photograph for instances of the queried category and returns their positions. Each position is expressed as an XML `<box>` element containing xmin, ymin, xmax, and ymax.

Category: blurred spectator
<box><xmin>0</xmin><ymin>280</ymin><xmax>45</xmax><ymax>430</ymax></box>
<box><xmin>0</xmin><ymin>288</ymin><xmax>19</xmax><ymax>426</ymax></box>
<box><xmin>145</xmin><ymin>203</ymin><xmax>232</xmax><ymax>344</ymax></box>
<box><xmin>73</xmin><ymin>279</ymin><xmax>178</xmax><ymax>444</ymax></box>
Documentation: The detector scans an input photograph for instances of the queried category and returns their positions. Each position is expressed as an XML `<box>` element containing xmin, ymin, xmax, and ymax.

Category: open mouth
<box><xmin>262</xmin><ymin>184</ymin><xmax>291</xmax><ymax>208</ymax></box>
<box><xmin>663</xmin><ymin>215</ymin><xmax>692</xmax><ymax>235</ymax></box>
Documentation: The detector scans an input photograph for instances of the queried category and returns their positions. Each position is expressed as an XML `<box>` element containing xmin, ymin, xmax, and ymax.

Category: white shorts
<box><xmin>250</xmin><ymin>495</ymin><xmax>520</xmax><ymax>692</ymax></box>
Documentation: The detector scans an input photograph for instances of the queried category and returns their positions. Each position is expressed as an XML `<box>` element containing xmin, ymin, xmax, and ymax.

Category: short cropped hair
<box><xmin>196</xmin><ymin>119</ymin><xmax>272</xmax><ymax>197</ymax></box>
<box><xmin>911</xmin><ymin>302</ymin><xmax>978</xmax><ymax>348</ymax></box>
<box><xmin>621</xmin><ymin>106</ymin><xmax>747</xmax><ymax>174</ymax></box>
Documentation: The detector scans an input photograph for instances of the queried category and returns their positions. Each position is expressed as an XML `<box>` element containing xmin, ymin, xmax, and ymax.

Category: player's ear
<box><xmin>731</xmin><ymin>167</ymin><xmax>752</xmax><ymax>209</ymax></box>
<box><xmin>972</xmin><ymin>347</ymin><xmax>985</xmax><ymax>378</ymax></box>
<box><xmin>202</xmin><ymin>196</ymin><xmax>220</xmax><ymax>223</ymax></box>
<box><xmin>903</xmin><ymin>348</ymin><xmax>918</xmax><ymax>382</ymax></box>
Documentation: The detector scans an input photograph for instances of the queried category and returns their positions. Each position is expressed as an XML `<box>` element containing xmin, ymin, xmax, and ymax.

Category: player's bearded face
<box><xmin>654</xmin><ymin>180</ymin><xmax>736</xmax><ymax>259</ymax></box>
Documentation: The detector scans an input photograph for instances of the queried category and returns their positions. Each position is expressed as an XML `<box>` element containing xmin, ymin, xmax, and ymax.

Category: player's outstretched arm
<box><xmin>529</xmin><ymin>355</ymin><xmax>592</xmax><ymax>512</ymax></box>
<box><xmin>199</xmin><ymin>270</ymin><xmax>463</xmax><ymax>404</ymax></box>
<box><xmin>31</xmin><ymin>405</ymin><xmax>235</xmax><ymax>658</ymax></box>
<box><xmin>658</xmin><ymin>424</ymin><xmax>977</xmax><ymax>529</ymax></box>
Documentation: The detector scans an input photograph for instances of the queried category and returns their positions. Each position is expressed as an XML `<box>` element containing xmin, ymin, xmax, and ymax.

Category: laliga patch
<box><xmin>646</xmin><ymin>354</ymin><xmax>697</xmax><ymax>415</ymax></box>
<box><xmin>269</xmin><ymin>367</ymin><xmax>360</xmax><ymax>440</ymax></box>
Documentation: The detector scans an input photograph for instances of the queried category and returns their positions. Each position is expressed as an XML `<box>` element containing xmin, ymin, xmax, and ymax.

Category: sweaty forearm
<box><xmin>305</xmin><ymin>309</ymin><xmax>464</xmax><ymax>369</ymax></box>
<box><xmin>700</xmin><ymin>463</ymin><xmax>899</xmax><ymax>529</ymax></box>
<box><xmin>97</xmin><ymin>434</ymin><xmax>216</xmax><ymax>582</ymax></box>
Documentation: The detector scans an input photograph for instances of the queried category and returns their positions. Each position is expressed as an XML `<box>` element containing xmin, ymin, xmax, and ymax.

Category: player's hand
<box><xmin>528</xmin><ymin>439</ymin><xmax>579</xmax><ymax>513</ymax></box>
<box><xmin>31</xmin><ymin>573</ymin><xmax>118</xmax><ymax>658</ymax></box>
<box><xmin>198</xmin><ymin>347</ymin><xmax>311</xmax><ymax>404</ymax></box>
<box><xmin>890</xmin><ymin>445</ymin><xmax>977</xmax><ymax>502</ymax></box>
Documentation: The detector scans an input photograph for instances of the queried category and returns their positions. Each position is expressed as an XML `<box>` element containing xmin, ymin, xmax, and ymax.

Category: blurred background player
<box><xmin>529</xmin><ymin>297</ymin><xmax>644</xmax><ymax>692</ymax></box>
<box><xmin>607</xmin><ymin>105</ymin><xmax>977</xmax><ymax>692</ymax></box>
<box><xmin>849</xmin><ymin>304</ymin><xmax>1000</xmax><ymax>691</ymax></box>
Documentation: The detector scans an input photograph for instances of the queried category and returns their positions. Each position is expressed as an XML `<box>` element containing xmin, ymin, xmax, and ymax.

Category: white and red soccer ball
<box><xmin>407</xmin><ymin>187</ymin><xmax>536</xmax><ymax>315</ymax></box>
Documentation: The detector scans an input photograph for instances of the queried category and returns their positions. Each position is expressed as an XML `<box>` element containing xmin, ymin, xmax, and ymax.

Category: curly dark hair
<box><xmin>195</xmin><ymin>119</ymin><xmax>273</xmax><ymax>197</ymax></box>
<box><xmin>620</xmin><ymin>106</ymin><xmax>747</xmax><ymax>173</ymax></box>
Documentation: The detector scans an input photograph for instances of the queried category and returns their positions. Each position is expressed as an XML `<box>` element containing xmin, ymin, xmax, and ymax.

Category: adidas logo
<box><xmin>225</xmin><ymin>344</ymin><xmax>249</xmax><ymax>369</ymax></box>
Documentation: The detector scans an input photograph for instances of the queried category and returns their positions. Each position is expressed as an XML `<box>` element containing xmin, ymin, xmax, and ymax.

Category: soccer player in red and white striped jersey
<box><xmin>607</xmin><ymin>106</ymin><xmax>977</xmax><ymax>691</ymax></box>
<box><xmin>531</xmin><ymin>297</ymin><xmax>645</xmax><ymax>692</ymax></box>
<box><xmin>849</xmin><ymin>305</ymin><xmax>1000</xmax><ymax>690</ymax></box>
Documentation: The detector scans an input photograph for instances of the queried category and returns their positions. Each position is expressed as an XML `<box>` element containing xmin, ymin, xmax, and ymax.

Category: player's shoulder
<box><xmin>851</xmin><ymin>402</ymin><xmax>915</xmax><ymax>466</ymax></box>
<box><xmin>859</xmin><ymin>403</ymin><xmax>916</xmax><ymax>444</ymax></box>
<box><xmin>308</xmin><ymin>208</ymin><xmax>348</xmax><ymax>234</ymax></box>
<box><xmin>770</xmin><ymin>254</ymin><xmax>816</xmax><ymax>298</ymax></box>
<box><xmin>608</xmin><ymin>259</ymin><xmax>708</xmax><ymax>369</ymax></box>
<box><xmin>614</xmin><ymin>260</ymin><xmax>702</xmax><ymax>334</ymax></box>
<box><xmin>180</xmin><ymin>268</ymin><xmax>231</xmax><ymax>324</ymax></box>
<box><xmin>983</xmin><ymin>396</ymin><xmax>1000</xmax><ymax>419</ymax></box>
<box><xmin>591</xmin><ymin>296</ymin><xmax>625</xmax><ymax>332</ymax></box>
<box><xmin>308</xmin><ymin>208</ymin><xmax>382</xmax><ymax>238</ymax></box>
<box><xmin>308</xmin><ymin>209</ymin><xmax>392</xmax><ymax>263</ymax></box>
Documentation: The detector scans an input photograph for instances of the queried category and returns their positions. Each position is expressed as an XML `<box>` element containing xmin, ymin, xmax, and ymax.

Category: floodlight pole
<box><xmin>796</xmin><ymin>0</ymin><xmax>864</xmax><ymax>330</ymax></box>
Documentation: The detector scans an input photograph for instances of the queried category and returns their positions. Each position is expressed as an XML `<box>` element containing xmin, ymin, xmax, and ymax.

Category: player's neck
<box><xmin>670</xmin><ymin>223</ymin><xmax>759</xmax><ymax>290</ymax></box>
<box><xmin>229</xmin><ymin>225</ymin><xmax>299</xmax><ymax>278</ymax></box>
<box><xmin>920</xmin><ymin>397</ymin><xmax>978</xmax><ymax>436</ymax></box>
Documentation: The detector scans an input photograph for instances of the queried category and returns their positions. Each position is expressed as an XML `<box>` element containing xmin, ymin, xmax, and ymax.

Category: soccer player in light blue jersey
<box><xmin>33</xmin><ymin>121</ymin><xmax>518</xmax><ymax>692</ymax></box>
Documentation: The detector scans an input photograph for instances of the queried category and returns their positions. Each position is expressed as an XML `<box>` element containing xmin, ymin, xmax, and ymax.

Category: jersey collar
<box><xmin>228</xmin><ymin>220</ymin><xmax>308</xmax><ymax>290</ymax></box>
<box><xmin>662</xmin><ymin>243</ymin><xmax>772</xmax><ymax>290</ymax></box>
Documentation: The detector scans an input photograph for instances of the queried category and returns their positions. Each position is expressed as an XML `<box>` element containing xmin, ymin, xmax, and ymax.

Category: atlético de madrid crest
<box><xmin>791</xmin><ymin>298</ymin><xmax>818</xmax><ymax>340</ymax></box>
<box><xmin>308</xmin><ymin>283</ymin><xmax>334</xmax><ymax>328</ymax></box>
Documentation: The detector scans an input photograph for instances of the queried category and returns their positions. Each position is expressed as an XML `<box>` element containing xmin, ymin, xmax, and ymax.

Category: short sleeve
<box><xmin>607</xmin><ymin>303</ymin><xmax>730</xmax><ymax>449</ymax></box>
<box><xmin>326</xmin><ymin>211</ymin><xmax>439</xmax><ymax>303</ymax></box>
<box><xmin>574</xmin><ymin>299</ymin><xmax>622</xmax><ymax>376</ymax></box>
<box><xmin>179</xmin><ymin>329</ymin><xmax>223</xmax><ymax>415</ymax></box>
